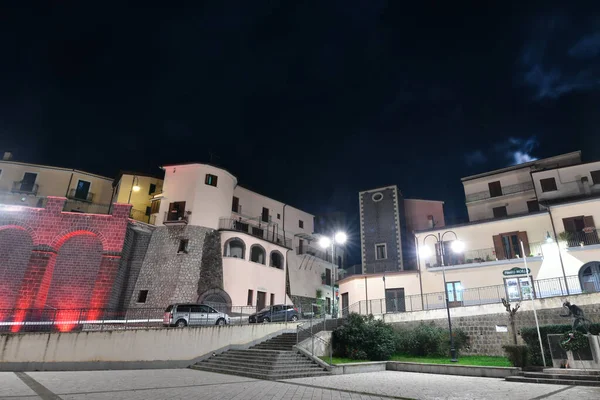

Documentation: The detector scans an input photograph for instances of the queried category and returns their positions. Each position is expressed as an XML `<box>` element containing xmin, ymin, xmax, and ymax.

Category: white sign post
<box><xmin>520</xmin><ymin>240</ymin><xmax>547</xmax><ymax>367</ymax></box>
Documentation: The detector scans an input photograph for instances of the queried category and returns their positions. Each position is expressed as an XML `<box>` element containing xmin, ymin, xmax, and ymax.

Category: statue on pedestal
<box><xmin>561</xmin><ymin>301</ymin><xmax>591</xmax><ymax>334</ymax></box>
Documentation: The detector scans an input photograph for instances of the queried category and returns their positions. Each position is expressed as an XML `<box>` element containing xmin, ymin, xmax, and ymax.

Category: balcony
<box><xmin>219</xmin><ymin>218</ymin><xmax>292</xmax><ymax>248</ymax></box>
<box><xmin>296</xmin><ymin>244</ymin><xmax>333</xmax><ymax>263</ymax></box>
<box><xmin>67</xmin><ymin>188</ymin><xmax>94</xmax><ymax>202</ymax></box>
<box><xmin>560</xmin><ymin>230</ymin><xmax>600</xmax><ymax>248</ymax></box>
<box><xmin>12</xmin><ymin>181</ymin><xmax>39</xmax><ymax>195</ymax></box>
<box><xmin>425</xmin><ymin>242</ymin><xmax>544</xmax><ymax>268</ymax></box>
<box><xmin>466</xmin><ymin>181</ymin><xmax>534</xmax><ymax>203</ymax></box>
<box><xmin>163</xmin><ymin>210</ymin><xmax>189</xmax><ymax>226</ymax></box>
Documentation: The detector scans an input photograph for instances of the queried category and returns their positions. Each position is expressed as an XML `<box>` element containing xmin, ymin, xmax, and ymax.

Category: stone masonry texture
<box><xmin>390</xmin><ymin>303</ymin><xmax>600</xmax><ymax>356</ymax></box>
<box><xmin>128</xmin><ymin>225</ymin><xmax>217</xmax><ymax>309</ymax></box>
<box><xmin>361</xmin><ymin>187</ymin><xmax>402</xmax><ymax>273</ymax></box>
<box><xmin>0</xmin><ymin>197</ymin><xmax>130</xmax><ymax>328</ymax></box>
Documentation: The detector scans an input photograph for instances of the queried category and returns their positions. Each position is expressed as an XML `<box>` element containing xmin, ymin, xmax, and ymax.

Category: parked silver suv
<box><xmin>163</xmin><ymin>304</ymin><xmax>230</xmax><ymax>327</ymax></box>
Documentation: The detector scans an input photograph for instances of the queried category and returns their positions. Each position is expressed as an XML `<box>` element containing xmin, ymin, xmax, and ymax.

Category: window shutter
<box><xmin>583</xmin><ymin>216</ymin><xmax>595</xmax><ymax>229</ymax></box>
<box><xmin>517</xmin><ymin>231</ymin><xmax>530</xmax><ymax>256</ymax></box>
<box><xmin>434</xmin><ymin>242</ymin><xmax>442</xmax><ymax>266</ymax></box>
<box><xmin>493</xmin><ymin>235</ymin><xmax>505</xmax><ymax>260</ymax></box>
<box><xmin>562</xmin><ymin>218</ymin><xmax>577</xmax><ymax>232</ymax></box>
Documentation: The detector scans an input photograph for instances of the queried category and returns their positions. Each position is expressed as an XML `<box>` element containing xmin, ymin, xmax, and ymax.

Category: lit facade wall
<box><xmin>114</xmin><ymin>174</ymin><xmax>164</xmax><ymax>222</ymax></box>
<box><xmin>533</xmin><ymin>161</ymin><xmax>600</xmax><ymax>202</ymax></box>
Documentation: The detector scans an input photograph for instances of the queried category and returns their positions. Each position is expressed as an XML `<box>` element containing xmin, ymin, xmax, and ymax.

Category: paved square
<box><xmin>1</xmin><ymin>369</ymin><xmax>599</xmax><ymax>399</ymax></box>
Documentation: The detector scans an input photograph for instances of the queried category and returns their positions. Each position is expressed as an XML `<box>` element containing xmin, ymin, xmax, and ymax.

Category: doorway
<box><xmin>341</xmin><ymin>293</ymin><xmax>349</xmax><ymax>317</ymax></box>
<box><xmin>257</xmin><ymin>291</ymin><xmax>266</xmax><ymax>311</ymax></box>
<box><xmin>385</xmin><ymin>288</ymin><xmax>406</xmax><ymax>313</ymax></box>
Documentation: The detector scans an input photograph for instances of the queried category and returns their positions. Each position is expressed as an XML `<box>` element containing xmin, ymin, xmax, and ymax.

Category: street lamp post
<box><xmin>319</xmin><ymin>232</ymin><xmax>347</xmax><ymax>318</ymax></box>
<box><xmin>421</xmin><ymin>231</ymin><xmax>464</xmax><ymax>362</ymax></box>
<box><xmin>128</xmin><ymin>175</ymin><xmax>141</xmax><ymax>204</ymax></box>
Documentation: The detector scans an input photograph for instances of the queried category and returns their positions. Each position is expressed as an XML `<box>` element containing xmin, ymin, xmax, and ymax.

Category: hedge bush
<box><xmin>520</xmin><ymin>323</ymin><xmax>600</xmax><ymax>366</ymax></box>
<box><xmin>393</xmin><ymin>322</ymin><xmax>468</xmax><ymax>357</ymax></box>
<box><xmin>332</xmin><ymin>313</ymin><xmax>396</xmax><ymax>361</ymax></box>
<box><xmin>502</xmin><ymin>345</ymin><xmax>529</xmax><ymax>367</ymax></box>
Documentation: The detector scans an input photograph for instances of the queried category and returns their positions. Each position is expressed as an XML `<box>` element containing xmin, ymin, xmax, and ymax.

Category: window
<box><xmin>150</xmin><ymin>199</ymin><xmax>161</xmax><ymax>214</ymax></box>
<box><xmin>247</xmin><ymin>290</ymin><xmax>253</xmax><ymax>306</ymax></box>
<box><xmin>277</xmin><ymin>213</ymin><xmax>281</xmax><ymax>219</ymax></box>
<box><xmin>205</xmin><ymin>174</ymin><xmax>218</xmax><ymax>187</ymax></box>
<box><xmin>145</xmin><ymin>206</ymin><xmax>151</xmax><ymax>216</ymax></box>
<box><xmin>446</xmin><ymin>282</ymin><xmax>463</xmax><ymax>306</ymax></box>
<box><xmin>375</xmin><ymin>243</ymin><xmax>387</xmax><ymax>260</ymax></box>
<box><xmin>299</xmin><ymin>220</ymin><xmax>304</xmax><ymax>229</ymax></box>
<box><xmin>232</xmin><ymin>196</ymin><xmax>239</xmax><ymax>212</ymax></box>
<box><xmin>326</xmin><ymin>297</ymin><xmax>331</xmax><ymax>314</ymax></box>
<box><xmin>19</xmin><ymin>172</ymin><xmax>37</xmax><ymax>192</ymax></box>
<box><xmin>372</xmin><ymin>192</ymin><xmax>383</xmax><ymax>202</ymax></box>
<box><xmin>178</xmin><ymin>239</ymin><xmax>189</xmax><ymax>254</ymax></box>
<box><xmin>175</xmin><ymin>305</ymin><xmax>191</xmax><ymax>313</ymax></box>
<box><xmin>250</xmin><ymin>245</ymin><xmax>266</xmax><ymax>264</ymax></box>
<box><xmin>385</xmin><ymin>288</ymin><xmax>406</xmax><ymax>312</ymax></box>
<box><xmin>493</xmin><ymin>206</ymin><xmax>508</xmax><ymax>218</ymax></box>
<box><xmin>527</xmin><ymin>200</ymin><xmax>540</xmax><ymax>213</ymax></box>
<box><xmin>540</xmin><ymin>177</ymin><xmax>557</xmax><ymax>192</ymax></box>
<box><xmin>270</xmin><ymin>251</ymin><xmax>283</xmax><ymax>269</ymax></box>
<box><xmin>325</xmin><ymin>268</ymin><xmax>332</xmax><ymax>286</ymax></box>
<box><xmin>149</xmin><ymin>183</ymin><xmax>157</xmax><ymax>195</ymax></box>
<box><xmin>166</xmin><ymin>201</ymin><xmax>186</xmax><ymax>221</ymax></box>
<box><xmin>493</xmin><ymin>231</ymin><xmax>529</xmax><ymax>260</ymax></box>
<box><xmin>224</xmin><ymin>238</ymin><xmax>245</xmax><ymax>258</ymax></box>
<box><xmin>137</xmin><ymin>290</ymin><xmax>148</xmax><ymax>303</ymax></box>
<box><xmin>262</xmin><ymin>207</ymin><xmax>269</xmax><ymax>222</ymax></box>
<box><xmin>591</xmin><ymin>170</ymin><xmax>600</xmax><ymax>185</ymax></box>
<box><xmin>488</xmin><ymin>181</ymin><xmax>503</xmax><ymax>198</ymax></box>
<box><xmin>74</xmin><ymin>180</ymin><xmax>91</xmax><ymax>201</ymax></box>
<box><xmin>427</xmin><ymin>215</ymin><xmax>434</xmax><ymax>228</ymax></box>
<box><xmin>270</xmin><ymin>293</ymin><xmax>275</xmax><ymax>305</ymax></box>
<box><xmin>0</xmin><ymin>169</ymin><xmax>2</xmax><ymax>178</ymax></box>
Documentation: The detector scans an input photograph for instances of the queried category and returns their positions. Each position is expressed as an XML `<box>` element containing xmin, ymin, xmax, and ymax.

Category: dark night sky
<box><xmin>2</xmin><ymin>2</ymin><xmax>600</xmax><ymax>264</ymax></box>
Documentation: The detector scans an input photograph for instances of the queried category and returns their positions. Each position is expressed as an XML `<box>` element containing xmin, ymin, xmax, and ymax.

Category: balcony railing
<box><xmin>63</xmin><ymin>201</ymin><xmax>110</xmax><ymax>215</ymax></box>
<box><xmin>465</xmin><ymin>181</ymin><xmax>534</xmax><ymax>203</ymax></box>
<box><xmin>219</xmin><ymin>218</ymin><xmax>292</xmax><ymax>248</ymax></box>
<box><xmin>67</xmin><ymin>188</ymin><xmax>94</xmax><ymax>202</ymax></box>
<box><xmin>425</xmin><ymin>241</ymin><xmax>544</xmax><ymax>268</ymax></box>
<box><xmin>561</xmin><ymin>230</ymin><xmax>600</xmax><ymax>248</ymax></box>
<box><xmin>11</xmin><ymin>181</ymin><xmax>39</xmax><ymax>195</ymax></box>
<box><xmin>164</xmin><ymin>211</ymin><xmax>189</xmax><ymax>225</ymax></box>
<box><xmin>296</xmin><ymin>245</ymin><xmax>333</xmax><ymax>263</ymax></box>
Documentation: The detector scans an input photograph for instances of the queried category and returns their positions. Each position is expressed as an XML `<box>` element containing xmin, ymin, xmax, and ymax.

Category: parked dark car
<box><xmin>248</xmin><ymin>304</ymin><xmax>299</xmax><ymax>323</ymax></box>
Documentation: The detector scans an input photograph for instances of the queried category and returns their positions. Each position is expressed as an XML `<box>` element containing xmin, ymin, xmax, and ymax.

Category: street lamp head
<box><xmin>419</xmin><ymin>246</ymin><xmax>432</xmax><ymax>258</ymax></box>
<box><xmin>546</xmin><ymin>231</ymin><xmax>553</xmax><ymax>243</ymax></box>
<box><xmin>451</xmin><ymin>240</ymin><xmax>465</xmax><ymax>253</ymax></box>
<box><xmin>319</xmin><ymin>236</ymin><xmax>332</xmax><ymax>249</ymax></box>
<box><xmin>334</xmin><ymin>232</ymin><xmax>347</xmax><ymax>244</ymax></box>
<box><xmin>132</xmin><ymin>185</ymin><xmax>141</xmax><ymax>192</ymax></box>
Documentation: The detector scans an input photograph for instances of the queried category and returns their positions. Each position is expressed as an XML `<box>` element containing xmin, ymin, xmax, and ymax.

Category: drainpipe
<box><xmin>530</xmin><ymin>170</ymin><xmax>569</xmax><ymax>295</ymax></box>
<box><xmin>282</xmin><ymin>204</ymin><xmax>288</xmax><ymax>244</ymax></box>
<box><xmin>65</xmin><ymin>170</ymin><xmax>74</xmax><ymax>197</ymax></box>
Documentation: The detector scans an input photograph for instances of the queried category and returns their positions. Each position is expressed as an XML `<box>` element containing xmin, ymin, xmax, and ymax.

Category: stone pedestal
<box><xmin>548</xmin><ymin>334</ymin><xmax>600</xmax><ymax>369</ymax></box>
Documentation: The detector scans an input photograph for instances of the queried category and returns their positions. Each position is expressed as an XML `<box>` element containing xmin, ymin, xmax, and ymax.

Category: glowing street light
<box><xmin>319</xmin><ymin>231</ymin><xmax>347</xmax><ymax>318</ymax></box>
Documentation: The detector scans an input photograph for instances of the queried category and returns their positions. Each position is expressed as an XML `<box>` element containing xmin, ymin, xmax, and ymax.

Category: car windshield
<box><xmin>259</xmin><ymin>307</ymin><xmax>271</xmax><ymax>312</ymax></box>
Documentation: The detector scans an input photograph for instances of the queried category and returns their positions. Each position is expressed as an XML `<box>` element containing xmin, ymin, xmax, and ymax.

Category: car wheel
<box><xmin>216</xmin><ymin>318</ymin><xmax>226</xmax><ymax>326</ymax></box>
<box><xmin>290</xmin><ymin>315</ymin><xmax>298</xmax><ymax>321</ymax></box>
<box><xmin>176</xmin><ymin>319</ymin><xmax>187</xmax><ymax>328</ymax></box>
<box><xmin>263</xmin><ymin>317</ymin><xmax>270</xmax><ymax>323</ymax></box>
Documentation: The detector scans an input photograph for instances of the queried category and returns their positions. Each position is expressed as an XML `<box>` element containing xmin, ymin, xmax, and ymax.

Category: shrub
<box><xmin>332</xmin><ymin>313</ymin><xmax>396</xmax><ymax>361</ymax></box>
<box><xmin>520</xmin><ymin>323</ymin><xmax>600</xmax><ymax>366</ymax></box>
<box><xmin>394</xmin><ymin>322</ymin><xmax>468</xmax><ymax>357</ymax></box>
<box><xmin>502</xmin><ymin>345</ymin><xmax>529</xmax><ymax>367</ymax></box>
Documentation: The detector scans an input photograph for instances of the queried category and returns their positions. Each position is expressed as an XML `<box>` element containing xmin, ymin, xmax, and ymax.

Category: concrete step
<box><xmin>213</xmin><ymin>353</ymin><xmax>307</xmax><ymax>362</ymax></box>
<box><xmin>203</xmin><ymin>359</ymin><xmax>319</xmax><ymax>371</ymax></box>
<box><xmin>506</xmin><ymin>376</ymin><xmax>600</xmax><ymax>387</ymax></box>
<box><xmin>226</xmin><ymin>349</ymin><xmax>294</xmax><ymax>355</ymax></box>
<box><xmin>190</xmin><ymin>364</ymin><xmax>330</xmax><ymax>380</ymax></box>
<box><xmin>251</xmin><ymin>346</ymin><xmax>294</xmax><ymax>351</ymax></box>
<box><xmin>543</xmin><ymin>368</ymin><xmax>600</xmax><ymax>376</ymax></box>
<box><xmin>521</xmin><ymin>372</ymin><xmax>600</xmax><ymax>382</ymax></box>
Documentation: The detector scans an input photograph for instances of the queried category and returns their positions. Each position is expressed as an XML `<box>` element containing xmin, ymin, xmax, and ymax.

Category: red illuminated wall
<box><xmin>0</xmin><ymin>197</ymin><xmax>131</xmax><ymax>330</ymax></box>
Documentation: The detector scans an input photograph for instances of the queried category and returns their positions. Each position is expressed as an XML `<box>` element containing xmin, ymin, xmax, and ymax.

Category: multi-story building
<box><xmin>340</xmin><ymin>150</ymin><xmax>600</xmax><ymax>313</ymax></box>
<box><xmin>112</xmin><ymin>171</ymin><xmax>164</xmax><ymax>224</ymax></box>
<box><xmin>461</xmin><ymin>151</ymin><xmax>581</xmax><ymax>222</ymax></box>
<box><xmin>359</xmin><ymin>185</ymin><xmax>445</xmax><ymax>273</ymax></box>
<box><xmin>0</xmin><ymin>152</ymin><xmax>114</xmax><ymax>212</ymax></box>
<box><xmin>130</xmin><ymin>162</ymin><xmax>343</xmax><ymax>314</ymax></box>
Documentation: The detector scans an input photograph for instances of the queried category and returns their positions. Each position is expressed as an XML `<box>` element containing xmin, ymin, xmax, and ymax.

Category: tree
<box><xmin>502</xmin><ymin>298</ymin><xmax>521</xmax><ymax>345</ymax></box>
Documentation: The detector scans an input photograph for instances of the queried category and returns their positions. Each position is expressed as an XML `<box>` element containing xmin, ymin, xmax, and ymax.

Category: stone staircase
<box><xmin>191</xmin><ymin>333</ymin><xmax>330</xmax><ymax>380</ymax></box>
<box><xmin>506</xmin><ymin>368</ymin><xmax>600</xmax><ymax>387</ymax></box>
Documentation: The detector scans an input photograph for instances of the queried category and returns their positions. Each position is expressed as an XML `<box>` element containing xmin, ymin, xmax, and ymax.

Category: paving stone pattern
<box><xmin>2</xmin><ymin>369</ymin><xmax>599</xmax><ymax>400</ymax></box>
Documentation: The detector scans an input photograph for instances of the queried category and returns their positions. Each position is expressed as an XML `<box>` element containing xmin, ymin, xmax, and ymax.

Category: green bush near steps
<box><xmin>502</xmin><ymin>345</ymin><xmax>529</xmax><ymax>367</ymax></box>
<box><xmin>332</xmin><ymin>314</ymin><xmax>468</xmax><ymax>361</ymax></box>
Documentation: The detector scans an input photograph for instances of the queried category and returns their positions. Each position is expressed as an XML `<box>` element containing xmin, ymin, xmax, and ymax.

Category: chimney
<box><xmin>581</xmin><ymin>177</ymin><xmax>591</xmax><ymax>195</ymax></box>
<box><xmin>2</xmin><ymin>152</ymin><xmax>13</xmax><ymax>161</ymax></box>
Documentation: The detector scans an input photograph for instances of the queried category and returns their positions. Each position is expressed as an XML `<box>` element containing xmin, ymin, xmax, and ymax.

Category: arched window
<box><xmin>270</xmin><ymin>251</ymin><xmax>284</xmax><ymax>269</ymax></box>
<box><xmin>250</xmin><ymin>244</ymin><xmax>266</xmax><ymax>264</ymax></box>
<box><xmin>579</xmin><ymin>261</ymin><xmax>600</xmax><ymax>293</ymax></box>
<box><xmin>224</xmin><ymin>237</ymin><xmax>245</xmax><ymax>259</ymax></box>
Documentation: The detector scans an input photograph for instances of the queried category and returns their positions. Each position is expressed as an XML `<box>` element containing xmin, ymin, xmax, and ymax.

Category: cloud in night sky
<box><xmin>465</xmin><ymin>136</ymin><xmax>538</xmax><ymax>168</ymax></box>
<box><xmin>520</xmin><ymin>16</ymin><xmax>600</xmax><ymax>100</ymax></box>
